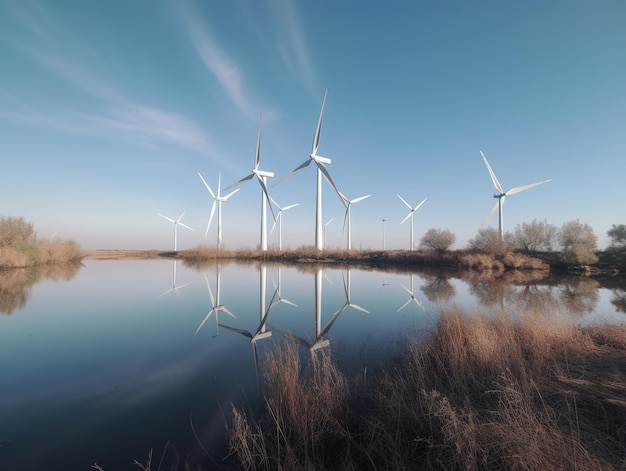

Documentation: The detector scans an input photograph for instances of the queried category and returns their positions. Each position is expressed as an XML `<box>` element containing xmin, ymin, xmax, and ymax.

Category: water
<box><xmin>1</xmin><ymin>259</ymin><xmax>624</xmax><ymax>470</ymax></box>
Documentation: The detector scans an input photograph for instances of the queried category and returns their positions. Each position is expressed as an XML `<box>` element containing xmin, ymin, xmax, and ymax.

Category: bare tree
<box><xmin>467</xmin><ymin>227</ymin><xmax>511</xmax><ymax>255</ymax></box>
<box><xmin>419</xmin><ymin>228</ymin><xmax>456</xmax><ymax>254</ymax></box>
<box><xmin>558</xmin><ymin>219</ymin><xmax>598</xmax><ymax>266</ymax></box>
<box><xmin>512</xmin><ymin>219</ymin><xmax>557</xmax><ymax>253</ymax></box>
<box><xmin>607</xmin><ymin>224</ymin><xmax>626</xmax><ymax>247</ymax></box>
<box><xmin>0</xmin><ymin>216</ymin><xmax>35</xmax><ymax>247</ymax></box>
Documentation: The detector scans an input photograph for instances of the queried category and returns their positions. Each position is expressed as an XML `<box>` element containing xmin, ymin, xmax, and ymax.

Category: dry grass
<box><xmin>0</xmin><ymin>237</ymin><xmax>82</xmax><ymax>267</ymax></box>
<box><xmin>227</xmin><ymin>308</ymin><xmax>626</xmax><ymax>470</ymax></box>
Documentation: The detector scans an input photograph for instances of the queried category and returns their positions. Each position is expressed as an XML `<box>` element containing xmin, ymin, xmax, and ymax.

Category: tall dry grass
<box><xmin>227</xmin><ymin>308</ymin><xmax>626</xmax><ymax>470</ymax></box>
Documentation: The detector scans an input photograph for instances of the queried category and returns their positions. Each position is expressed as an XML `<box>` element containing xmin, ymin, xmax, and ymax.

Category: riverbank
<box><xmin>226</xmin><ymin>307</ymin><xmax>626</xmax><ymax>470</ymax></box>
<box><xmin>80</xmin><ymin>246</ymin><xmax>626</xmax><ymax>277</ymax></box>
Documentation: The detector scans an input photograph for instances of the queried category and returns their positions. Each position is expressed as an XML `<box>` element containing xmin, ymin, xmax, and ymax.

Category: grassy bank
<box><xmin>0</xmin><ymin>238</ymin><xmax>82</xmax><ymax>267</ymax></box>
<box><xmin>227</xmin><ymin>307</ymin><xmax>626</xmax><ymax>470</ymax></box>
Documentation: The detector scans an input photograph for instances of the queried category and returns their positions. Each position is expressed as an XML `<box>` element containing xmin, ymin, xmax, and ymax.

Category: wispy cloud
<box><xmin>0</xmin><ymin>2</ymin><xmax>226</xmax><ymax>163</ymax></box>
<box><xmin>177</xmin><ymin>1</ymin><xmax>275</xmax><ymax>121</ymax></box>
<box><xmin>267</xmin><ymin>0</ymin><xmax>318</xmax><ymax>94</ymax></box>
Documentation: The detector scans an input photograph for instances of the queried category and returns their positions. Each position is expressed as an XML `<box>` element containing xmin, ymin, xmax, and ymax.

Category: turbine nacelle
<box><xmin>311</xmin><ymin>153</ymin><xmax>331</xmax><ymax>165</ymax></box>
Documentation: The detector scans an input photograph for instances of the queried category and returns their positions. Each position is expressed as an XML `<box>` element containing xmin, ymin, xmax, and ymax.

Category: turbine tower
<box><xmin>198</xmin><ymin>172</ymin><xmax>239</xmax><ymax>249</ymax></box>
<box><xmin>480</xmin><ymin>150</ymin><xmax>551</xmax><ymax>240</ymax></box>
<box><xmin>397</xmin><ymin>195</ymin><xmax>427</xmax><ymax>251</ymax></box>
<box><xmin>225</xmin><ymin>114</ymin><xmax>276</xmax><ymax>251</ymax></box>
<box><xmin>269</xmin><ymin>196</ymin><xmax>299</xmax><ymax>251</ymax></box>
<box><xmin>339</xmin><ymin>192</ymin><xmax>370</xmax><ymax>250</ymax></box>
<box><xmin>273</xmin><ymin>89</ymin><xmax>343</xmax><ymax>250</ymax></box>
<box><xmin>158</xmin><ymin>212</ymin><xmax>193</xmax><ymax>252</ymax></box>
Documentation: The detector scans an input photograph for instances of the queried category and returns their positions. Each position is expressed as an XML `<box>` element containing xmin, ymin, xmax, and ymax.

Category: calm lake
<box><xmin>1</xmin><ymin>259</ymin><xmax>625</xmax><ymax>470</ymax></box>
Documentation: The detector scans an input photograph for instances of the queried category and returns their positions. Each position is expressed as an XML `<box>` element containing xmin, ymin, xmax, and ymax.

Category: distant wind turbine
<box><xmin>195</xmin><ymin>268</ymin><xmax>237</xmax><ymax>337</ymax></box>
<box><xmin>269</xmin><ymin>196</ymin><xmax>299</xmax><ymax>251</ymax></box>
<box><xmin>397</xmin><ymin>195</ymin><xmax>427</xmax><ymax>251</ymax></box>
<box><xmin>323</xmin><ymin>218</ymin><xmax>333</xmax><ymax>249</ymax></box>
<box><xmin>480</xmin><ymin>150</ymin><xmax>551</xmax><ymax>240</ymax></box>
<box><xmin>397</xmin><ymin>274</ymin><xmax>425</xmax><ymax>312</ymax></box>
<box><xmin>158</xmin><ymin>259</ymin><xmax>191</xmax><ymax>297</ymax></box>
<box><xmin>158</xmin><ymin>212</ymin><xmax>193</xmax><ymax>252</ymax></box>
<box><xmin>273</xmin><ymin>89</ymin><xmax>343</xmax><ymax>250</ymax></box>
<box><xmin>198</xmin><ymin>172</ymin><xmax>239</xmax><ymax>249</ymax></box>
<box><xmin>225</xmin><ymin>114</ymin><xmax>276</xmax><ymax>251</ymax></box>
<box><xmin>340</xmin><ymin>192</ymin><xmax>370</xmax><ymax>250</ymax></box>
<box><xmin>337</xmin><ymin>269</ymin><xmax>370</xmax><ymax>315</ymax></box>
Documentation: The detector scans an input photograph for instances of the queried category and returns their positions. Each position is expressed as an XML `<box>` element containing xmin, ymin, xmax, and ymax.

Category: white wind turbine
<box><xmin>269</xmin><ymin>196</ymin><xmax>299</xmax><ymax>251</ymax></box>
<box><xmin>397</xmin><ymin>274</ymin><xmax>425</xmax><ymax>312</ymax></box>
<box><xmin>273</xmin><ymin>89</ymin><xmax>343</xmax><ymax>250</ymax></box>
<box><xmin>225</xmin><ymin>115</ymin><xmax>276</xmax><ymax>251</ymax></box>
<box><xmin>195</xmin><ymin>268</ymin><xmax>237</xmax><ymax>337</ymax></box>
<box><xmin>158</xmin><ymin>212</ymin><xmax>193</xmax><ymax>252</ymax></box>
<box><xmin>198</xmin><ymin>172</ymin><xmax>239</xmax><ymax>249</ymax></box>
<box><xmin>480</xmin><ymin>150</ymin><xmax>551</xmax><ymax>240</ymax></box>
<box><xmin>397</xmin><ymin>195</ymin><xmax>427</xmax><ymax>251</ymax></box>
<box><xmin>340</xmin><ymin>192</ymin><xmax>370</xmax><ymax>250</ymax></box>
<box><xmin>323</xmin><ymin>218</ymin><xmax>333</xmax><ymax>249</ymax></box>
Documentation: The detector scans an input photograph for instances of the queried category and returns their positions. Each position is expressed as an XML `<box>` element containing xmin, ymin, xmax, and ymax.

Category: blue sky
<box><xmin>1</xmin><ymin>0</ymin><xmax>625</xmax><ymax>250</ymax></box>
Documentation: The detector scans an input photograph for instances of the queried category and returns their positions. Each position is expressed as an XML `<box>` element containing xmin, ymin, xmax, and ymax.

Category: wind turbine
<box><xmin>195</xmin><ymin>268</ymin><xmax>237</xmax><ymax>337</ymax></box>
<box><xmin>198</xmin><ymin>172</ymin><xmax>239</xmax><ymax>249</ymax></box>
<box><xmin>225</xmin><ymin>114</ymin><xmax>276</xmax><ymax>251</ymax></box>
<box><xmin>269</xmin><ymin>196</ymin><xmax>299</xmax><ymax>251</ymax></box>
<box><xmin>158</xmin><ymin>259</ymin><xmax>191</xmax><ymax>297</ymax></box>
<box><xmin>397</xmin><ymin>195</ymin><xmax>427</xmax><ymax>251</ymax></box>
<box><xmin>273</xmin><ymin>89</ymin><xmax>344</xmax><ymax>250</ymax></box>
<box><xmin>268</xmin><ymin>266</ymin><xmax>298</xmax><ymax>310</ymax></box>
<box><xmin>337</xmin><ymin>269</ymin><xmax>370</xmax><ymax>315</ymax></box>
<box><xmin>158</xmin><ymin>212</ymin><xmax>193</xmax><ymax>252</ymax></box>
<box><xmin>340</xmin><ymin>192</ymin><xmax>370</xmax><ymax>250</ymax></box>
<box><xmin>397</xmin><ymin>274</ymin><xmax>425</xmax><ymax>312</ymax></box>
<box><xmin>480</xmin><ymin>150</ymin><xmax>551</xmax><ymax>240</ymax></box>
<box><xmin>323</xmin><ymin>218</ymin><xmax>333</xmax><ymax>249</ymax></box>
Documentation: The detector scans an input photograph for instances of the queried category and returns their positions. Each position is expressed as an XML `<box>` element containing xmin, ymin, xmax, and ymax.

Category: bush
<box><xmin>419</xmin><ymin>228</ymin><xmax>456</xmax><ymax>254</ymax></box>
<box><xmin>0</xmin><ymin>216</ymin><xmax>35</xmax><ymax>247</ymax></box>
<box><xmin>467</xmin><ymin>227</ymin><xmax>511</xmax><ymax>255</ymax></box>
<box><xmin>558</xmin><ymin>220</ymin><xmax>598</xmax><ymax>266</ymax></box>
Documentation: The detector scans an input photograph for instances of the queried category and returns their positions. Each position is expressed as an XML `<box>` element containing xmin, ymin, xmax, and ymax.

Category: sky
<box><xmin>1</xmin><ymin>0</ymin><xmax>625</xmax><ymax>251</ymax></box>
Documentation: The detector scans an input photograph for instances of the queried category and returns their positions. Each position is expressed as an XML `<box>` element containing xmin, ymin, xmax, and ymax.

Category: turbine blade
<box><xmin>312</xmin><ymin>89</ymin><xmax>328</xmax><ymax>155</ymax></box>
<box><xmin>342</xmin><ymin>207</ymin><xmax>349</xmax><ymax>235</ymax></box>
<box><xmin>480</xmin><ymin>151</ymin><xmax>504</xmax><ymax>194</ymax></box>
<box><xmin>221</xmin><ymin>307</ymin><xmax>237</xmax><ymax>319</ymax></box>
<box><xmin>205</xmin><ymin>201</ymin><xmax>217</xmax><ymax>237</ymax></box>
<box><xmin>158</xmin><ymin>213</ymin><xmax>175</xmax><ymax>224</ymax></box>
<box><xmin>481</xmin><ymin>200</ymin><xmax>500</xmax><ymax>226</ymax></box>
<box><xmin>350</xmin><ymin>303</ymin><xmax>370</xmax><ymax>314</ymax></box>
<box><xmin>400</xmin><ymin>284</ymin><xmax>413</xmax><ymax>296</ymax></box>
<box><xmin>178</xmin><ymin>222</ymin><xmax>194</xmax><ymax>231</ymax></box>
<box><xmin>197</xmin><ymin>172</ymin><xmax>216</xmax><ymax>199</ymax></box>
<box><xmin>255</xmin><ymin>114</ymin><xmax>262</xmax><ymax>169</ymax></box>
<box><xmin>397</xmin><ymin>194</ymin><xmax>412</xmax><ymax>210</ymax></box>
<box><xmin>413</xmin><ymin>197</ymin><xmax>427</xmax><ymax>211</ymax></box>
<box><xmin>281</xmin><ymin>298</ymin><xmax>298</xmax><ymax>308</ymax></box>
<box><xmin>316</xmin><ymin>161</ymin><xmax>344</xmax><ymax>202</ymax></box>
<box><xmin>272</xmin><ymin>159</ymin><xmax>311</xmax><ymax>187</ymax></box>
<box><xmin>400</xmin><ymin>212</ymin><xmax>412</xmax><ymax>224</ymax></box>
<box><xmin>194</xmin><ymin>310</ymin><xmax>215</xmax><ymax>336</ymax></box>
<box><xmin>506</xmin><ymin>179</ymin><xmax>551</xmax><ymax>196</ymax></box>
<box><xmin>270</xmin><ymin>213</ymin><xmax>280</xmax><ymax>235</ymax></box>
<box><xmin>222</xmin><ymin>188</ymin><xmax>240</xmax><ymax>200</ymax></box>
<box><xmin>204</xmin><ymin>273</ymin><xmax>215</xmax><ymax>306</ymax></box>
<box><xmin>176</xmin><ymin>211</ymin><xmax>186</xmax><ymax>223</ymax></box>
<box><xmin>397</xmin><ymin>299</ymin><xmax>412</xmax><ymax>312</ymax></box>
<box><xmin>351</xmin><ymin>195</ymin><xmax>371</xmax><ymax>204</ymax></box>
<box><xmin>224</xmin><ymin>173</ymin><xmax>254</xmax><ymax>190</ymax></box>
<box><xmin>219</xmin><ymin>324</ymin><xmax>253</xmax><ymax>339</ymax></box>
<box><xmin>256</xmin><ymin>176</ymin><xmax>277</xmax><ymax>221</ymax></box>
<box><xmin>282</xmin><ymin>203</ymin><xmax>299</xmax><ymax>211</ymax></box>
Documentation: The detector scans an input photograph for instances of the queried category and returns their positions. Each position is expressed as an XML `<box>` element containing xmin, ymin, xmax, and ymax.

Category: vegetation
<box><xmin>608</xmin><ymin>224</ymin><xmax>626</xmax><ymax>248</ymax></box>
<box><xmin>512</xmin><ymin>218</ymin><xmax>557</xmax><ymax>253</ymax></box>
<box><xmin>227</xmin><ymin>307</ymin><xmax>626</xmax><ymax>470</ymax></box>
<box><xmin>558</xmin><ymin>219</ymin><xmax>599</xmax><ymax>266</ymax></box>
<box><xmin>419</xmin><ymin>228</ymin><xmax>456</xmax><ymax>254</ymax></box>
<box><xmin>0</xmin><ymin>216</ymin><xmax>82</xmax><ymax>268</ymax></box>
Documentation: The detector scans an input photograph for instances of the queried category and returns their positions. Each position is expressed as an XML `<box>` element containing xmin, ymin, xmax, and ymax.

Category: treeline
<box><xmin>0</xmin><ymin>216</ymin><xmax>82</xmax><ymax>268</ymax></box>
<box><xmin>420</xmin><ymin>219</ymin><xmax>626</xmax><ymax>268</ymax></box>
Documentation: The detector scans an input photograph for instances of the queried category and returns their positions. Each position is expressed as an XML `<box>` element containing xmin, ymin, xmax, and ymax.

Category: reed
<box><xmin>227</xmin><ymin>307</ymin><xmax>626</xmax><ymax>470</ymax></box>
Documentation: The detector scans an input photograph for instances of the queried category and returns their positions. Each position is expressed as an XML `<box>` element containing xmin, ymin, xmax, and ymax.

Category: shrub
<box><xmin>419</xmin><ymin>228</ymin><xmax>456</xmax><ymax>254</ymax></box>
<box><xmin>0</xmin><ymin>216</ymin><xmax>35</xmax><ymax>247</ymax></box>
